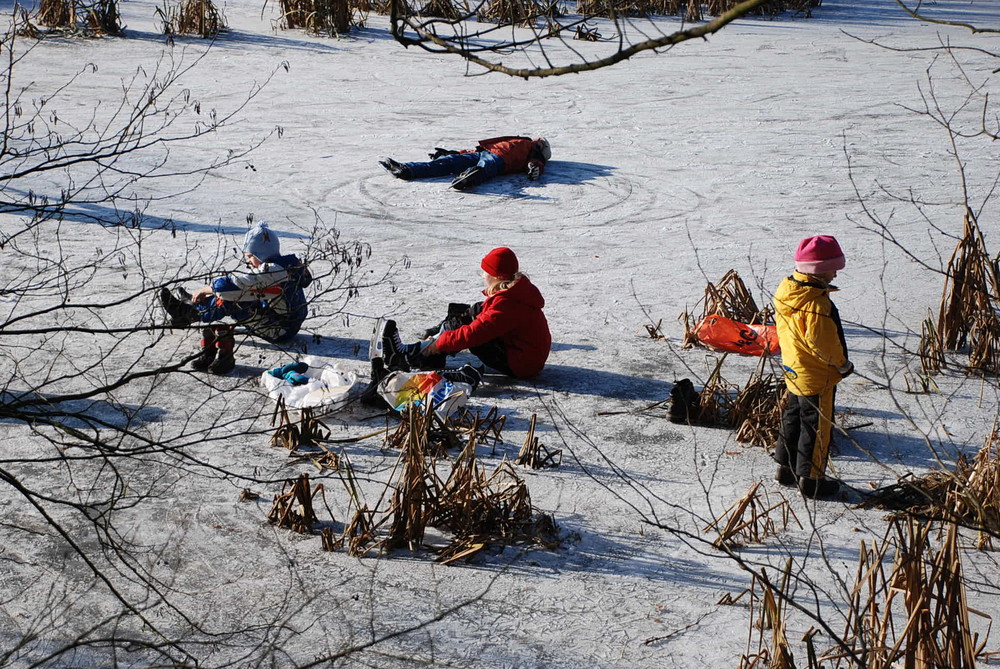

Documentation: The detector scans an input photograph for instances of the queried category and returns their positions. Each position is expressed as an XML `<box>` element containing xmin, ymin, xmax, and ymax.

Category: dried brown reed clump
<box><xmin>696</xmin><ymin>356</ymin><xmax>738</xmax><ymax>426</ymax></box>
<box><xmin>449</xmin><ymin>405</ymin><xmax>507</xmax><ymax>451</ymax></box>
<box><xmin>860</xmin><ymin>422</ymin><xmax>1000</xmax><ymax>550</ymax></box>
<box><xmin>336</xmin><ymin>404</ymin><xmax>559</xmax><ymax>562</ymax></box>
<box><xmin>732</xmin><ymin>358</ymin><xmax>787</xmax><ymax>448</ymax></box>
<box><xmin>933</xmin><ymin>209</ymin><xmax>1000</xmax><ymax>376</ymax></box>
<box><xmin>705</xmin><ymin>482</ymin><xmax>799</xmax><ymax>550</ymax></box>
<box><xmin>823</xmin><ymin>518</ymin><xmax>990</xmax><ymax>668</ymax></box>
<box><xmin>736</xmin><ymin>559</ymin><xmax>797</xmax><ymax>669</ymax></box>
<box><xmin>36</xmin><ymin>0</ymin><xmax>122</xmax><ymax>35</ymax></box>
<box><xmin>478</xmin><ymin>0</ymin><xmax>556</xmax><ymax>26</ymax></box>
<box><xmin>681</xmin><ymin>269</ymin><xmax>773</xmax><ymax>349</ymax></box>
<box><xmin>280</xmin><ymin>0</ymin><xmax>352</xmax><ymax>35</ymax></box>
<box><xmin>271</xmin><ymin>400</ymin><xmax>331</xmax><ymax>451</ymax></box>
<box><xmin>268</xmin><ymin>472</ymin><xmax>332</xmax><ymax>534</ymax></box>
<box><xmin>160</xmin><ymin>0</ymin><xmax>226</xmax><ymax>37</ymax></box>
<box><xmin>515</xmin><ymin>414</ymin><xmax>562</xmax><ymax>469</ymax></box>
<box><xmin>415</xmin><ymin>0</ymin><xmax>468</xmax><ymax>19</ymax></box>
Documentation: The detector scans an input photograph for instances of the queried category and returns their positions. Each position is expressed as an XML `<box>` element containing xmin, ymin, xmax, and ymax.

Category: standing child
<box><xmin>159</xmin><ymin>221</ymin><xmax>312</xmax><ymax>375</ymax></box>
<box><xmin>378</xmin><ymin>247</ymin><xmax>551</xmax><ymax>379</ymax></box>
<box><xmin>772</xmin><ymin>235</ymin><xmax>853</xmax><ymax>499</ymax></box>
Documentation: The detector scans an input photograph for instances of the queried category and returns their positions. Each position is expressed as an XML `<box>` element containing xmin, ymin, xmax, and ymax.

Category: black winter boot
<box><xmin>208</xmin><ymin>325</ymin><xmax>236</xmax><ymax>375</ymax></box>
<box><xmin>451</xmin><ymin>166</ymin><xmax>484</xmax><ymax>191</ymax></box>
<box><xmin>359</xmin><ymin>357</ymin><xmax>391</xmax><ymax>409</ymax></box>
<box><xmin>439</xmin><ymin>364</ymin><xmax>484</xmax><ymax>391</ymax></box>
<box><xmin>191</xmin><ymin>327</ymin><xmax>217</xmax><ymax>372</ymax></box>
<box><xmin>798</xmin><ymin>476</ymin><xmax>840</xmax><ymax>499</ymax></box>
<box><xmin>774</xmin><ymin>466</ymin><xmax>797</xmax><ymax>487</ymax></box>
<box><xmin>159</xmin><ymin>286</ymin><xmax>199</xmax><ymax>327</ymax></box>
<box><xmin>382</xmin><ymin>320</ymin><xmax>421</xmax><ymax>372</ymax></box>
<box><xmin>379</xmin><ymin>158</ymin><xmax>411</xmax><ymax>180</ymax></box>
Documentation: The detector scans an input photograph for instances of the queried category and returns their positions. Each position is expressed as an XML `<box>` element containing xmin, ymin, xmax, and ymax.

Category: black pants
<box><xmin>446</xmin><ymin>302</ymin><xmax>515</xmax><ymax>377</ymax></box>
<box><xmin>774</xmin><ymin>388</ymin><xmax>835</xmax><ymax>479</ymax></box>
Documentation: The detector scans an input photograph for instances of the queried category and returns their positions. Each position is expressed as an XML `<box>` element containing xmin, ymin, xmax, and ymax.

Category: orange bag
<box><xmin>692</xmin><ymin>315</ymin><xmax>779</xmax><ymax>356</ymax></box>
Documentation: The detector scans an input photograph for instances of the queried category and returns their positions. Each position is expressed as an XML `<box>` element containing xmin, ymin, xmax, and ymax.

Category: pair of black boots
<box><xmin>358</xmin><ymin>314</ymin><xmax>484</xmax><ymax>409</ymax></box>
<box><xmin>774</xmin><ymin>465</ymin><xmax>840</xmax><ymax>499</ymax></box>
<box><xmin>159</xmin><ymin>287</ymin><xmax>236</xmax><ymax>375</ymax></box>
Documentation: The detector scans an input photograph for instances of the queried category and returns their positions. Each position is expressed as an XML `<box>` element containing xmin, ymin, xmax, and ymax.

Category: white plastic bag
<box><xmin>260</xmin><ymin>360</ymin><xmax>357</xmax><ymax>412</ymax></box>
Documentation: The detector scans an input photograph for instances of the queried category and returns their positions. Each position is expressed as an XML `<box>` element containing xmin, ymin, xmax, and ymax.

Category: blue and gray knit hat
<box><xmin>243</xmin><ymin>221</ymin><xmax>280</xmax><ymax>261</ymax></box>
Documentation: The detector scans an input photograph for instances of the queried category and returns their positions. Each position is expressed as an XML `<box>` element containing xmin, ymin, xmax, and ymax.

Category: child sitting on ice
<box><xmin>376</xmin><ymin>247</ymin><xmax>551</xmax><ymax>379</ymax></box>
<box><xmin>159</xmin><ymin>222</ymin><xmax>312</xmax><ymax>375</ymax></box>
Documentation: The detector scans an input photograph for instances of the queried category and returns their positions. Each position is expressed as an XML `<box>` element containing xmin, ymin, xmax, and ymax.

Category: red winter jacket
<box><xmin>435</xmin><ymin>276</ymin><xmax>551</xmax><ymax>378</ymax></box>
<box><xmin>477</xmin><ymin>136</ymin><xmax>546</xmax><ymax>176</ymax></box>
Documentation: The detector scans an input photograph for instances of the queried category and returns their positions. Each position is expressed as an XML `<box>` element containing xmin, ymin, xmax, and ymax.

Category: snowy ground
<box><xmin>2</xmin><ymin>0</ymin><xmax>1000</xmax><ymax>666</ymax></box>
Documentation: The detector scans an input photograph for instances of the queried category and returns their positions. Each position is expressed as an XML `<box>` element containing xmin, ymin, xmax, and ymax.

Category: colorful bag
<box><xmin>691</xmin><ymin>315</ymin><xmax>780</xmax><ymax>356</ymax></box>
<box><xmin>377</xmin><ymin>370</ymin><xmax>473</xmax><ymax>418</ymax></box>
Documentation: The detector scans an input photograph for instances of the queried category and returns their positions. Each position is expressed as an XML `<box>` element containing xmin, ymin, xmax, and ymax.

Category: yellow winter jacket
<box><xmin>773</xmin><ymin>272</ymin><xmax>848</xmax><ymax>396</ymax></box>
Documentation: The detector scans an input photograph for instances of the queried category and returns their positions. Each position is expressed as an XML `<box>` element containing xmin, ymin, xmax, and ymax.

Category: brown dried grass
<box><xmin>859</xmin><ymin>421</ymin><xmax>1000</xmax><ymax>550</ymax></box>
<box><xmin>478</xmin><ymin>0</ymin><xmax>556</xmax><ymax>26</ymax></box>
<box><xmin>161</xmin><ymin>0</ymin><xmax>226</xmax><ymax>36</ymax></box>
<box><xmin>936</xmin><ymin>209</ymin><xmax>1000</xmax><ymax>375</ymax></box>
<box><xmin>516</xmin><ymin>413</ymin><xmax>562</xmax><ymax>469</ymax></box>
<box><xmin>682</xmin><ymin>269</ymin><xmax>773</xmax><ymax>349</ymax></box>
<box><xmin>267</xmin><ymin>472</ymin><xmax>332</xmax><ymax>534</ymax></box>
<box><xmin>824</xmin><ymin>518</ymin><xmax>989</xmax><ymax>668</ymax></box>
<box><xmin>705</xmin><ymin>482</ymin><xmax>799</xmax><ymax>549</ymax></box>
<box><xmin>280</xmin><ymin>0</ymin><xmax>353</xmax><ymax>34</ymax></box>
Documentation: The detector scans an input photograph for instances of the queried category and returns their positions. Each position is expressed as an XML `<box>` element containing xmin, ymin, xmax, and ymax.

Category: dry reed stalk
<box><xmin>936</xmin><ymin>210</ymin><xmax>1000</xmax><ymax>375</ymax></box>
<box><xmin>267</xmin><ymin>472</ymin><xmax>328</xmax><ymax>534</ymax></box>
<box><xmin>705</xmin><ymin>482</ymin><xmax>800</xmax><ymax>549</ymax></box>
<box><xmin>737</xmin><ymin>560</ymin><xmax>796</xmax><ymax>669</ymax></box>
<box><xmin>732</xmin><ymin>355</ymin><xmax>787</xmax><ymax>447</ymax></box>
<box><xmin>478</xmin><ymin>0</ymin><xmax>554</xmax><ymax>26</ymax></box>
<box><xmin>271</xmin><ymin>400</ymin><xmax>331</xmax><ymax>451</ymax></box>
<box><xmin>450</xmin><ymin>405</ymin><xmax>507</xmax><ymax>450</ymax></box>
<box><xmin>385</xmin><ymin>401</ymin><xmax>463</xmax><ymax>456</ymax></box>
<box><xmin>161</xmin><ymin>0</ymin><xmax>226</xmax><ymax>36</ymax></box>
<box><xmin>697</xmin><ymin>356</ymin><xmax>738</xmax><ymax>426</ymax></box>
<box><xmin>824</xmin><ymin>518</ymin><xmax>989</xmax><ymax>668</ymax></box>
<box><xmin>36</xmin><ymin>0</ymin><xmax>74</xmax><ymax>27</ymax></box>
<box><xmin>681</xmin><ymin>269</ymin><xmax>773</xmax><ymax>349</ymax></box>
<box><xmin>516</xmin><ymin>414</ymin><xmax>562</xmax><ymax>469</ymax></box>
<box><xmin>384</xmin><ymin>404</ymin><xmax>443</xmax><ymax>552</ymax></box>
<box><xmin>951</xmin><ymin>422</ymin><xmax>1000</xmax><ymax>550</ymax></box>
<box><xmin>36</xmin><ymin>0</ymin><xmax>122</xmax><ymax>34</ymax></box>
<box><xmin>416</xmin><ymin>0</ymin><xmax>468</xmax><ymax>19</ymax></box>
<box><xmin>279</xmin><ymin>0</ymin><xmax>352</xmax><ymax>34</ymax></box>
<box><xmin>860</xmin><ymin>425</ymin><xmax>1000</xmax><ymax>550</ymax></box>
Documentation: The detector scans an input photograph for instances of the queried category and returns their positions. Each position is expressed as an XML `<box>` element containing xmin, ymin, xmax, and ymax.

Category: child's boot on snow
<box><xmin>451</xmin><ymin>167</ymin><xmax>484</xmax><ymax>191</ymax></box>
<box><xmin>208</xmin><ymin>325</ymin><xmax>236</xmax><ymax>375</ymax></box>
<box><xmin>798</xmin><ymin>476</ymin><xmax>840</xmax><ymax>499</ymax></box>
<box><xmin>379</xmin><ymin>158</ymin><xmax>411</xmax><ymax>180</ymax></box>
<box><xmin>191</xmin><ymin>327</ymin><xmax>217</xmax><ymax>372</ymax></box>
<box><xmin>381</xmin><ymin>320</ymin><xmax>421</xmax><ymax>372</ymax></box>
<box><xmin>159</xmin><ymin>286</ymin><xmax>199</xmax><ymax>327</ymax></box>
<box><xmin>440</xmin><ymin>364</ymin><xmax>484</xmax><ymax>391</ymax></box>
<box><xmin>774</xmin><ymin>465</ymin><xmax>796</xmax><ymax>487</ymax></box>
<box><xmin>359</xmin><ymin>357</ymin><xmax>391</xmax><ymax>410</ymax></box>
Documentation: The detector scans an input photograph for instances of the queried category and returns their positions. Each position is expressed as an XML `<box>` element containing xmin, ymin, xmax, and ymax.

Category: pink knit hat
<box><xmin>794</xmin><ymin>235</ymin><xmax>845</xmax><ymax>274</ymax></box>
<box><xmin>481</xmin><ymin>247</ymin><xmax>519</xmax><ymax>279</ymax></box>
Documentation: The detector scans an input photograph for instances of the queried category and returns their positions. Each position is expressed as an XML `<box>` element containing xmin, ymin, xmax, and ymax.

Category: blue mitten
<box><xmin>268</xmin><ymin>361</ymin><xmax>309</xmax><ymax>378</ymax></box>
<box><xmin>283</xmin><ymin>371</ymin><xmax>310</xmax><ymax>386</ymax></box>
